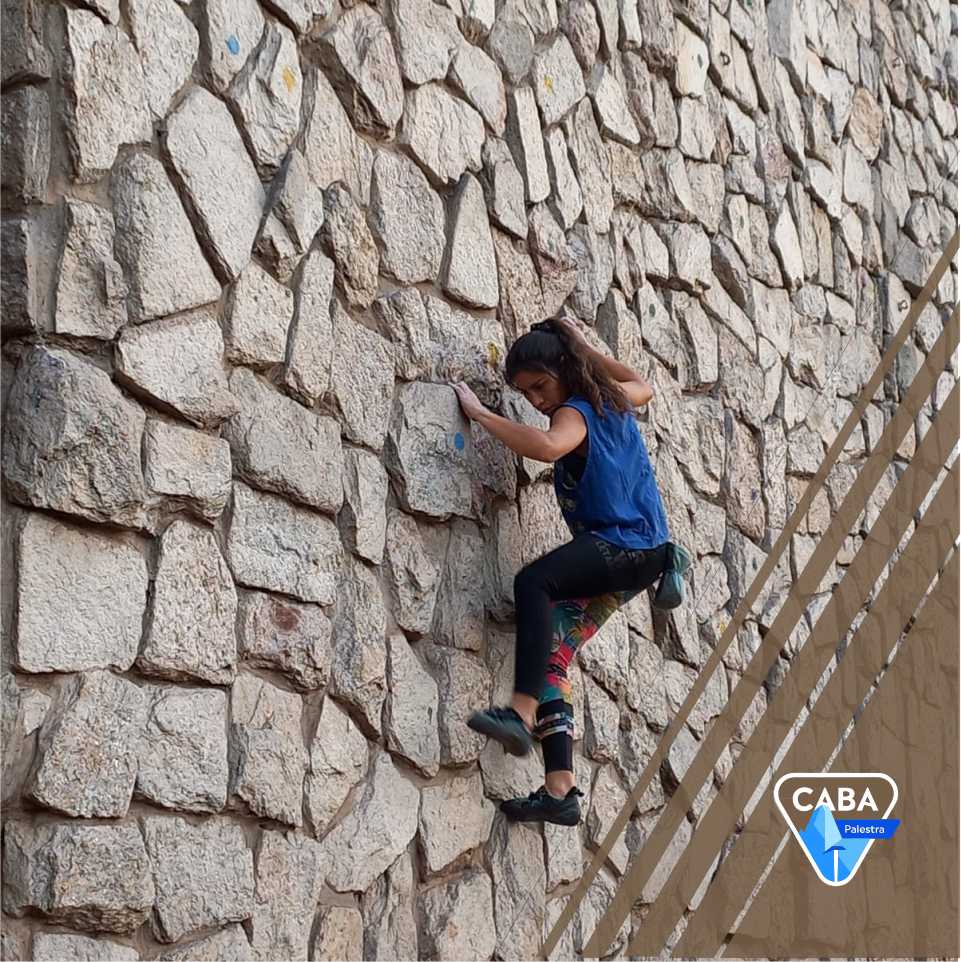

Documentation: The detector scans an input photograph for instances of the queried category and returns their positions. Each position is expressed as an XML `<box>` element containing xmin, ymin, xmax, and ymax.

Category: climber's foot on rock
<box><xmin>501</xmin><ymin>784</ymin><xmax>585</xmax><ymax>825</ymax></box>
<box><xmin>467</xmin><ymin>706</ymin><xmax>534</xmax><ymax>756</ymax></box>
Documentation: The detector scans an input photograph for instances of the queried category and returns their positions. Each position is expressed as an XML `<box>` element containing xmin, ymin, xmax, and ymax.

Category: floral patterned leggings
<box><xmin>513</xmin><ymin>534</ymin><xmax>669</xmax><ymax>771</ymax></box>
<box><xmin>533</xmin><ymin>590</ymin><xmax>639</xmax><ymax>742</ymax></box>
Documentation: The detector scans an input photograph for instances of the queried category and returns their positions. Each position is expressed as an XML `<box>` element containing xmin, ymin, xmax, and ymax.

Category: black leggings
<box><xmin>513</xmin><ymin>533</ymin><xmax>669</xmax><ymax>698</ymax></box>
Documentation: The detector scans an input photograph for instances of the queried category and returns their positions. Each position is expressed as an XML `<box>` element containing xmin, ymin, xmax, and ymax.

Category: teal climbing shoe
<box><xmin>467</xmin><ymin>706</ymin><xmax>534</xmax><ymax>756</ymax></box>
<box><xmin>653</xmin><ymin>541</ymin><xmax>692</xmax><ymax>610</ymax></box>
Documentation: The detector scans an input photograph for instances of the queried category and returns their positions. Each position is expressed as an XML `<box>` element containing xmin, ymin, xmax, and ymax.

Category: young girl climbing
<box><xmin>452</xmin><ymin>315</ymin><xmax>675</xmax><ymax>827</ymax></box>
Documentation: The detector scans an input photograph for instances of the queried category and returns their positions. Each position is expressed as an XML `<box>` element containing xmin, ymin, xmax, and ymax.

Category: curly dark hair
<box><xmin>505</xmin><ymin>318</ymin><xmax>631</xmax><ymax>417</ymax></box>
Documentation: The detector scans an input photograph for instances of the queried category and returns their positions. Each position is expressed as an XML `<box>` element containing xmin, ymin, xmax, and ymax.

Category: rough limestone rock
<box><xmin>2</xmin><ymin>0</ymin><xmax>50</xmax><ymax>86</ymax></box>
<box><xmin>138</xmin><ymin>519</ymin><xmax>238</xmax><ymax>684</ymax></box>
<box><xmin>202</xmin><ymin>0</ymin><xmax>265</xmax><ymax>94</ymax></box>
<box><xmin>386</xmin><ymin>381</ymin><xmax>473</xmax><ymax>520</ymax></box>
<box><xmin>418</xmin><ymin>772</ymin><xmax>495</xmax><ymax>874</ymax></box>
<box><xmin>585</xmin><ymin>765</ymin><xmax>631</xmax><ymax>874</ymax></box>
<box><xmin>249</xmin><ymin>830</ymin><xmax>324</xmax><ymax>961</ymax></box>
<box><xmin>590</xmin><ymin>63</ymin><xmax>640</xmax><ymax>146</ymax></box>
<box><xmin>18</xmin><ymin>688</ymin><xmax>51</xmax><ymax>737</ymax></box>
<box><xmin>2</xmin><ymin>76</ymin><xmax>50</xmax><ymax>204</ymax></box>
<box><xmin>505</xmin><ymin>87</ymin><xmax>550</xmax><ymax>202</ymax></box>
<box><xmin>361</xmin><ymin>852</ymin><xmax>418</xmax><ymax>960</ymax></box>
<box><xmin>422</xmin><ymin>643</ymin><xmax>491</xmax><ymax>765</ymax></box>
<box><xmin>389</xmin><ymin>0</ymin><xmax>461</xmax><ymax>85</ymax></box>
<box><xmin>142</xmin><ymin>816</ymin><xmax>255</xmax><ymax>943</ymax></box>
<box><xmin>487</xmin><ymin>18</ymin><xmax>534</xmax><ymax>85</ymax></box>
<box><xmin>223</xmin><ymin>367</ymin><xmax>343</xmax><ymax>513</ymax></box>
<box><xmin>226</xmin><ymin>480</ymin><xmax>344</xmax><ymax>605</ymax></box>
<box><xmin>128</xmin><ymin>0</ymin><xmax>198</xmax><ymax>120</ymax></box>
<box><xmin>62</xmin><ymin>8</ymin><xmax>151</xmax><ymax>182</ymax></box>
<box><xmin>229</xmin><ymin>673</ymin><xmax>306</xmax><ymax>826</ymax></box>
<box><xmin>226</xmin><ymin>19</ymin><xmax>302</xmax><ymax>172</ymax></box>
<box><xmin>311</xmin><ymin>905</ymin><xmax>363</xmax><ymax>961</ymax></box>
<box><xmin>546</xmin><ymin>127</ymin><xmax>584</xmax><ymax>230</ymax></box>
<box><xmin>224</xmin><ymin>260</ymin><xmax>294</xmax><ymax>368</ymax></box>
<box><xmin>164</xmin><ymin>86</ymin><xmax>265</xmax><ymax>280</ymax></box>
<box><xmin>136</xmin><ymin>685</ymin><xmax>228</xmax><ymax>814</ymax></box>
<box><xmin>319</xmin><ymin>4</ymin><xmax>403</xmax><ymax>137</ymax></box>
<box><xmin>529</xmin><ymin>204</ymin><xmax>578</xmax><ymax>312</ymax></box>
<box><xmin>372</xmin><ymin>288</ymin><xmax>434</xmax><ymax>382</ymax></box>
<box><xmin>32</xmin><ymin>934</ymin><xmax>139</xmax><ymax>962</ymax></box>
<box><xmin>342</xmin><ymin>447</ymin><xmax>389</xmax><ymax>564</ymax></box>
<box><xmin>3</xmin><ymin>821</ymin><xmax>154</xmax><ymax>933</ymax></box>
<box><xmin>433</xmin><ymin>518</ymin><xmax>486</xmax><ymax>650</ymax></box>
<box><xmin>329</xmin><ymin>556</ymin><xmax>389</xmax><ymax>735</ymax></box>
<box><xmin>442</xmin><ymin>173</ymin><xmax>500</xmax><ymax>308</ymax></box>
<box><xmin>582</xmin><ymin>673</ymin><xmax>618</xmax><ymax>761</ymax></box>
<box><xmin>157</xmin><ymin>925</ymin><xmax>252</xmax><ymax>961</ymax></box>
<box><xmin>1</xmin><ymin>211</ymin><xmax>58</xmax><ymax>336</ymax></box>
<box><xmin>450</xmin><ymin>41</ymin><xmax>507</xmax><ymax>134</ymax></box>
<box><xmin>385</xmin><ymin>508</ymin><xmax>443</xmax><ymax>634</ymax></box>
<box><xmin>238</xmin><ymin>589</ymin><xmax>333</xmax><ymax>691</ymax></box>
<box><xmin>267</xmin><ymin>0</ymin><xmax>334</xmax><ymax>34</ymax></box>
<box><xmin>564</xmin><ymin>97</ymin><xmax>613</xmax><ymax>233</ymax></box>
<box><xmin>400</xmin><ymin>84</ymin><xmax>485</xmax><ymax>186</ymax></box>
<box><xmin>575</xmin><ymin>866</ymin><xmax>631</xmax><ymax>953</ymax></box>
<box><xmin>323</xmin><ymin>751</ymin><xmax>420</xmax><ymax>893</ymax></box>
<box><xmin>483</xmin><ymin>138</ymin><xmax>528</xmax><ymax>237</ymax></box>
<box><xmin>425</xmin><ymin>294</ymin><xmax>507</xmax><ymax>402</ymax></box>
<box><xmin>385</xmin><ymin>633</ymin><xmax>441</xmax><ymax>776</ymax></box>
<box><xmin>142</xmin><ymin>418</ymin><xmax>232</xmax><ymax>520</ymax></box>
<box><xmin>305</xmin><ymin>695</ymin><xmax>368</xmax><ymax>836</ymax></box>
<box><xmin>3</xmin><ymin>345</ymin><xmax>147</xmax><ymax>529</ymax></box>
<box><xmin>28</xmin><ymin>671</ymin><xmax>147</xmax><ymax>819</ymax></box>
<box><xmin>418</xmin><ymin>870</ymin><xmax>496</xmax><ymax>961</ymax></box>
<box><xmin>489</xmin><ymin>818</ymin><xmax>547</xmax><ymax>960</ymax></box>
<box><xmin>114</xmin><ymin>309</ymin><xmax>239</xmax><ymax>428</ymax></box>
<box><xmin>253</xmin><ymin>214</ymin><xmax>298</xmax><ymax>281</ymax></box>
<box><xmin>532</xmin><ymin>34</ymin><xmax>585</xmax><ymax>125</ymax></box>
<box><xmin>330</xmin><ymin>302</ymin><xmax>395</xmax><ymax>451</ymax></box>
<box><xmin>54</xmin><ymin>198</ymin><xmax>127</xmax><ymax>338</ymax></box>
<box><xmin>285</xmin><ymin>249</ymin><xmax>335</xmax><ymax>404</ymax></box>
<box><xmin>369</xmin><ymin>151</ymin><xmax>445</xmax><ymax>284</ymax></box>
<box><xmin>14</xmin><ymin>511</ymin><xmax>147</xmax><ymax>674</ymax></box>
<box><xmin>322</xmin><ymin>184</ymin><xmax>380</xmax><ymax>309</ymax></box>
<box><xmin>503</xmin><ymin>0</ymin><xmax>558</xmax><ymax>37</ymax></box>
<box><xmin>303</xmin><ymin>68</ymin><xmax>373</xmax><ymax>205</ymax></box>
<box><xmin>269</xmin><ymin>148</ymin><xmax>325</xmax><ymax>257</ymax></box>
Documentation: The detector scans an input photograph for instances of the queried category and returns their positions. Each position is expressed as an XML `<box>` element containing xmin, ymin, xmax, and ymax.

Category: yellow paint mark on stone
<box><xmin>544</xmin><ymin>75</ymin><xmax>554</xmax><ymax>93</ymax></box>
<box><xmin>487</xmin><ymin>342</ymin><xmax>501</xmax><ymax>367</ymax></box>
<box><xmin>282</xmin><ymin>65</ymin><xmax>297</xmax><ymax>93</ymax></box>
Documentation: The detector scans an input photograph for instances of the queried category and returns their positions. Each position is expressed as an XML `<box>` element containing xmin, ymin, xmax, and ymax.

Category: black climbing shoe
<box><xmin>501</xmin><ymin>784</ymin><xmax>585</xmax><ymax>826</ymax></box>
<box><xmin>466</xmin><ymin>706</ymin><xmax>534</xmax><ymax>756</ymax></box>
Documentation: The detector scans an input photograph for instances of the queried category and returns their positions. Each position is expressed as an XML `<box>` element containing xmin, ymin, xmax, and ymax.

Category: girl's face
<box><xmin>512</xmin><ymin>368</ymin><xmax>568</xmax><ymax>416</ymax></box>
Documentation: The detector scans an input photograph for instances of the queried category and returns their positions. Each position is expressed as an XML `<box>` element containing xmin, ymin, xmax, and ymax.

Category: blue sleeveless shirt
<box><xmin>552</xmin><ymin>394</ymin><xmax>671</xmax><ymax>550</ymax></box>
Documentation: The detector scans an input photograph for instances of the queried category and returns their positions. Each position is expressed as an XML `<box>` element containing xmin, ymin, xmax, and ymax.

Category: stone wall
<box><xmin>0</xmin><ymin>0</ymin><xmax>957</xmax><ymax>959</ymax></box>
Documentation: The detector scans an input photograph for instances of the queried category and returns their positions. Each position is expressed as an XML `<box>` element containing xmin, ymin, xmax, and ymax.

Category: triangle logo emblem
<box><xmin>773</xmin><ymin>772</ymin><xmax>900</xmax><ymax>886</ymax></box>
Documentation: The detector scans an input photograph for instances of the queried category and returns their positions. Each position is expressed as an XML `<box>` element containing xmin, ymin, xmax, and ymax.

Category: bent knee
<box><xmin>513</xmin><ymin>563</ymin><xmax>541</xmax><ymax>595</ymax></box>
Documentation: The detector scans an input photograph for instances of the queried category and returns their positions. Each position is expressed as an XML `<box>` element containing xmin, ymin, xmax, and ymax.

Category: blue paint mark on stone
<box><xmin>226</xmin><ymin>34</ymin><xmax>240</xmax><ymax>55</ymax></box>
<box><xmin>454</xmin><ymin>432</ymin><xmax>465</xmax><ymax>451</ymax></box>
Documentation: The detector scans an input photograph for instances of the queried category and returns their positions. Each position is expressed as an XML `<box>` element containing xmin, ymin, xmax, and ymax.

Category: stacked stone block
<box><xmin>0</xmin><ymin>0</ymin><xmax>956</xmax><ymax>958</ymax></box>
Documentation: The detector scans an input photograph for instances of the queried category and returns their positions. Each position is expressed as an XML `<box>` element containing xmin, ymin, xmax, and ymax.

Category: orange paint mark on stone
<box><xmin>282</xmin><ymin>65</ymin><xmax>297</xmax><ymax>92</ymax></box>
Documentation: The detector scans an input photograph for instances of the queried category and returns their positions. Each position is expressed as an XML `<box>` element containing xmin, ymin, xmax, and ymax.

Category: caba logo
<box><xmin>773</xmin><ymin>773</ymin><xmax>901</xmax><ymax>886</ymax></box>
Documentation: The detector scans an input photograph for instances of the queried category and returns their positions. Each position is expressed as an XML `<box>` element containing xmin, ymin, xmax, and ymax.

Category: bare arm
<box><xmin>558</xmin><ymin>317</ymin><xmax>655</xmax><ymax>406</ymax></box>
<box><xmin>474</xmin><ymin>404</ymin><xmax>587</xmax><ymax>461</ymax></box>
<box><xmin>578</xmin><ymin>339</ymin><xmax>654</xmax><ymax>406</ymax></box>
